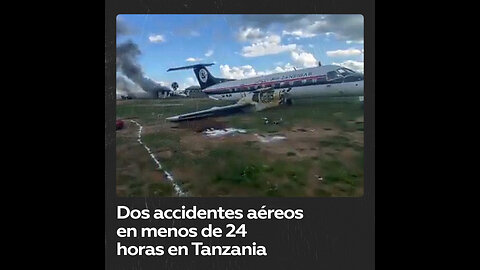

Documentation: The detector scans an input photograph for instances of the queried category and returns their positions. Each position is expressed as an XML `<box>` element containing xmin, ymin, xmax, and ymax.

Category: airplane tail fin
<box><xmin>167</xmin><ymin>63</ymin><xmax>234</xmax><ymax>90</ymax></box>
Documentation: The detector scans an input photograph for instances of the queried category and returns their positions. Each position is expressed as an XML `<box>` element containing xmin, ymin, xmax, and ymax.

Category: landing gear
<box><xmin>279</xmin><ymin>94</ymin><xmax>293</xmax><ymax>106</ymax></box>
<box><xmin>279</xmin><ymin>88</ymin><xmax>293</xmax><ymax>106</ymax></box>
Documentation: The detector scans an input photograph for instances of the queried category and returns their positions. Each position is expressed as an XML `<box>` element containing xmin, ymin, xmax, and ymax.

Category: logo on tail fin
<box><xmin>199</xmin><ymin>68</ymin><xmax>208</xmax><ymax>83</ymax></box>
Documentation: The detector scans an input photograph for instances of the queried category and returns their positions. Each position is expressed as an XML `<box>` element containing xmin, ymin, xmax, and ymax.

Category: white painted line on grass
<box><xmin>129</xmin><ymin>120</ymin><xmax>187</xmax><ymax>196</ymax></box>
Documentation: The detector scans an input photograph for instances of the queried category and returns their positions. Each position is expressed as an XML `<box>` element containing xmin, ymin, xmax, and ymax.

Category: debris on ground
<box><xmin>273</xmin><ymin>118</ymin><xmax>283</xmax><ymax>125</ymax></box>
<box><xmin>176</xmin><ymin>118</ymin><xmax>227</xmax><ymax>132</ymax></box>
<box><xmin>116</xmin><ymin>119</ymin><xmax>124</xmax><ymax>130</ymax></box>
<box><xmin>255</xmin><ymin>134</ymin><xmax>286</xmax><ymax>143</ymax></box>
<box><xmin>294</xmin><ymin>127</ymin><xmax>315</xmax><ymax>132</ymax></box>
<box><xmin>262</xmin><ymin>117</ymin><xmax>283</xmax><ymax>125</ymax></box>
<box><xmin>203</xmin><ymin>128</ymin><xmax>247</xmax><ymax>137</ymax></box>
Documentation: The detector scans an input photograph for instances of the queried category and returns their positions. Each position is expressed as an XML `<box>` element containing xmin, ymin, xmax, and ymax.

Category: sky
<box><xmin>116</xmin><ymin>14</ymin><xmax>364</xmax><ymax>93</ymax></box>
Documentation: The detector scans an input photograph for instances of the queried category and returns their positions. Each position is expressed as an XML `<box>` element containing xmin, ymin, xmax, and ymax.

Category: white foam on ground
<box><xmin>203</xmin><ymin>128</ymin><xmax>247</xmax><ymax>137</ymax></box>
<box><xmin>129</xmin><ymin>120</ymin><xmax>187</xmax><ymax>197</ymax></box>
<box><xmin>255</xmin><ymin>134</ymin><xmax>287</xmax><ymax>143</ymax></box>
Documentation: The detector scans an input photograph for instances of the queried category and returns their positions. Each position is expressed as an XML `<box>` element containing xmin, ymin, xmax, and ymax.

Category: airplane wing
<box><xmin>166</xmin><ymin>103</ymin><xmax>253</xmax><ymax>122</ymax></box>
<box><xmin>166</xmin><ymin>87</ymin><xmax>285</xmax><ymax>122</ymax></box>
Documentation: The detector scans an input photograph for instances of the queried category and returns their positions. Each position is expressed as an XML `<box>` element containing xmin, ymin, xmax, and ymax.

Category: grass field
<box><xmin>116</xmin><ymin>97</ymin><xmax>364</xmax><ymax>197</ymax></box>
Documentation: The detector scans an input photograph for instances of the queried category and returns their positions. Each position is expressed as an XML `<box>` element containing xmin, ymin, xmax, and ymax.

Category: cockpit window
<box><xmin>336</xmin><ymin>68</ymin><xmax>355</xmax><ymax>76</ymax></box>
<box><xmin>327</xmin><ymin>71</ymin><xmax>342</xmax><ymax>81</ymax></box>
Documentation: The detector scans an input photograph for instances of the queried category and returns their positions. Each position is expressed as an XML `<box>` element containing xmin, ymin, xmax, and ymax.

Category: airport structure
<box><xmin>185</xmin><ymin>86</ymin><xmax>208</xmax><ymax>98</ymax></box>
<box><xmin>116</xmin><ymin>88</ymin><xmax>172</xmax><ymax>100</ymax></box>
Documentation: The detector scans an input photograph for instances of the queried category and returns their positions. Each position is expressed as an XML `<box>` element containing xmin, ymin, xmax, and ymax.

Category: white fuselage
<box><xmin>203</xmin><ymin>65</ymin><xmax>364</xmax><ymax>101</ymax></box>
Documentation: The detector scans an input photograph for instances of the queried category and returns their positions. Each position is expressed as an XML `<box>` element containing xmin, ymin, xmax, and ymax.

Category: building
<box><xmin>185</xmin><ymin>86</ymin><xmax>208</xmax><ymax>98</ymax></box>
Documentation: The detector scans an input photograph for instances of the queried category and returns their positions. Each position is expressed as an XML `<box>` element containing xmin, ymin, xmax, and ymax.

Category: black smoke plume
<box><xmin>116</xmin><ymin>40</ymin><xmax>169</xmax><ymax>93</ymax></box>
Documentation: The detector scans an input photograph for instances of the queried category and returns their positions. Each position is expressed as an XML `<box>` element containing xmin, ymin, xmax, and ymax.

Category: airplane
<box><xmin>166</xmin><ymin>62</ymin><xmax>363</xmax><ymax>122</ymax></box>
